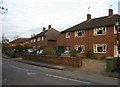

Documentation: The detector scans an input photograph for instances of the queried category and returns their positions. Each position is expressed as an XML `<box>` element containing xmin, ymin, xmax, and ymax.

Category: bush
<box><xmin>70</xmin><ymin>49</ymin><xmax>77</xmax><ymax>57</ymax></box>
<box><xmin>2</xmin><ymin>44</ymin><xmax>13</xmax><ymax>56</ymax></box>
<box><xmin>84</xmin><ymin>49</ymin><xmax>98</xmax><ymax>59</ymax></box>
<box><xmin>43</xmin><ymin>47</ymin><xmax>56</xmax><ymax>56</ymax></box>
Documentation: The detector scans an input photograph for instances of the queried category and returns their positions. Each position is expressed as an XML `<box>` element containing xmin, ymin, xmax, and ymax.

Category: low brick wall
<box><xmin>23</xmin><ymin>54</ymin><xmax>82</xmax><ymax>67</ymax></box>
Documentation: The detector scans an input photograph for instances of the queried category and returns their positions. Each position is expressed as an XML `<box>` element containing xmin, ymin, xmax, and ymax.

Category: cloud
<box><xmin>2</xmin><ymin>0</ymin><xmax>119</xmax><ymax>41</ymax></box>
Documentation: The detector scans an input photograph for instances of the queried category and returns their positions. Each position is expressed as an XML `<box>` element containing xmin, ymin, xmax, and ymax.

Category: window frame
<box><xmin>93</xmin><ymin>44</ymin><xmax>107</xmax><ymax>53</ymax></box>
<box><xmin>94</xmin><ymin>27</ymin><xmax>106</xmax><ymax>36</ymax></box>
<box><xmin>75</xmin><ymin>30</ymin><xmax>85</xmax><ymax>37</ymax></box>
<box><xmin>114</xmin><ymin>26</ymin><xmax>120</xmax><ymax>34</ymax></box>
<box><xmin>74</xmin><ymin>45</ymin><xmax>85</xmax><ymax>53</ymax></box>
<box><xmin>66</xmin><ymin>32</ymin><xmax>71</xmax><ymax>38</ymax></box>
<box><xmin>41</xmin><ymin>36</ymin><xmax>44</xmax><ymax>40</ymax></box>
<box><xmin>37</xmin><ymin>37</ymin><xmax>41</xmax><ymax>42</ymax></box>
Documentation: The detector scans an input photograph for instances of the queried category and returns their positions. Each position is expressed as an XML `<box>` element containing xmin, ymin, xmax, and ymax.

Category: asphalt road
<box><xmin>2</xmin><ymin>58</ymin><xmax>95</xmax><ymax>85</ymax></box>
<box><xmin>2</xmin><ymin>56</ymin><xmax>119</xmax><ymax>85</ymax></box>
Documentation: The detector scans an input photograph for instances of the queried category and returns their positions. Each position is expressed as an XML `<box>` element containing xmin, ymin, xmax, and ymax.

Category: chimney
<box><xmin>33</xmin><ymin>34</ymin><xmax>35</xmax><ymax>36</ymax></box>
<box><xmin>109</xmin><ymin>9</ymin><xmax>113</xmax><ymax>16</ymax></box>
<box><xmin>48</xmin><ymin>25</ymin><xmax>51</xmax><ymax>29</ymax></box>
<box><xmin>43</xmin><ymin>27</ymin><xmax>46</xmax><ymax>31</ymax></box>
<box><xmin>87</xmin><ymin>14</ymin><xmax>91</xmax><ymax>21</ymax></box>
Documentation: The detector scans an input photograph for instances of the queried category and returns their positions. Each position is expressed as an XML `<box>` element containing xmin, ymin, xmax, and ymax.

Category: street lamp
<box><xmin>115</xmin><ymin>20</ymin><xmax>120</xmax><ymax>69</ymax></box>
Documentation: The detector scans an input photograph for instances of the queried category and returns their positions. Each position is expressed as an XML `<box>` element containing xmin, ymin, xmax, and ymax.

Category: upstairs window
<box><xmin>66</xmin><ymin>32</ymin><xmax>71</xmax><ymax>38</ymax></box>
<box><xmin>114</xmin><ymin>26</ymin><xmax>120</xmax><ymax>34</ymax></box>
<box><xmin>34</xmin><ymin>38</ymin><xmax>36</xmax><ymax>42</ymax></box>
<box><xmin>94</xmin><ymin>27</ymin><xmax>106</xmax><ymax>36</ymax></box>
<box><xmin>31</xmin><ymin>39</ymin><xmax>33</xmax><ymax>43</ymax></box>
<box><xmin>41</xmin><ymin>36</ymin><xmax>44</xmax><ymax>40</ymax></box>
<box><xmin>93</xmin><ymin>44</ymin><xmax>107</xmax><ymax>53</ymax></box>
<box><xmin>75</xmin><ymin>30</ymin><xmax>85</xmax><ymax>37</ymax></box>
<box><xmin>74</xmin><ymin>45</ymin><xmax>85</xmax><ymax>53</ymax></box>
<box><xmin>37</xmin><ymin>37</ymin><xmax>41</xmax><ymax>41</ymax></box>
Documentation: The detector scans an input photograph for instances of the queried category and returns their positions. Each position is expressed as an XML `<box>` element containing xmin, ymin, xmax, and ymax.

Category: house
<box><xmin>29</xmin><ymin>25</ymin><xmax>60</xmax><ymax>49</ymax></box>
<box><xmin>57</xmin><ymin>9</ymin><xmax>120</xmax><ymax>58</ymax></box>
<box><xmin>10</xmin><ymin>38</ymin><xmax>29</xmax><ymax>47</ymax></box>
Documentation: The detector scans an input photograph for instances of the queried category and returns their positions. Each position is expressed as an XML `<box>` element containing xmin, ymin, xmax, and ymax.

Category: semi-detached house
<box><xmin>29</xmin><ymin>25</ymin><xmax>60</xmax><ymax>49</ymax></box>
<box><xmin>57</xmin><ymin>9</ymin><xmax>120</xmax><ymax>58</ymax></box>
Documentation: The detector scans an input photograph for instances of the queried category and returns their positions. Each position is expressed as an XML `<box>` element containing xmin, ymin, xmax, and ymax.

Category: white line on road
<box><xmin>46</xmin><ymin>74</ymin><xmax>91</xmax><ymax>84</ymax></box>
<box><xmin>10</xmin><ymin>65</ymin><xmax>29</xmax><ymax>71</ymax></box>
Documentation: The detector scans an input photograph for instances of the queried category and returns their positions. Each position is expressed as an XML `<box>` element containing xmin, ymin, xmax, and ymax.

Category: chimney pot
<box><xmin>109</xmin><ymin>9</ymin><xmax>113</xmax><ymax>16</ymax></box>
<box><xmin>87</xmin><ymin>14</ymin><xmax>91</xmax><ymax>21</ymax></box>
<box><xmin>43</xmin><ymin>27</ymin><xmax>46</xmax><ymax>31</ymax></box>
<box><xmin>48</xmin><ymin>25</ymin><xmax>51</xmax><ymax>29</ymax></box>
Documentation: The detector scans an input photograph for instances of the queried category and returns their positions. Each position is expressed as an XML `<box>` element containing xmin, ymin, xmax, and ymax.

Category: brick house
<box><xmin>10</xmin><ymin>38</ymin><xmax>29</xmax><ymax>47</ymax></box>
<box><xmin>57</xmin><ymin>9</ymin><xmax>120</xmax><ymax>58</ymax></box>
<box><xmin>29</xmin><ymin>25</ymin><xmax>60</xmax><ymax>49</ymax></box>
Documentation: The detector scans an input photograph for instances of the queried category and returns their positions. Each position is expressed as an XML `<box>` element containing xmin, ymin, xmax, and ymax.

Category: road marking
<box><xmin>46</xmin><ymin>74</ymin><xmax>91</xmax><ymax>84</ymax></box>
<box><xmin>10</xmin><ymin>65</ymin><xmax>29</xmax><ymax>71</ymax></box>
<box><xmin>27</xmin><ymin>72</ymin><xmax>36</xmax><ymax>75</ymax></box>
<box><xmin>10</xmin><ymin>65</ymin><xmax>38</xmax><ymax>76</ymax></box>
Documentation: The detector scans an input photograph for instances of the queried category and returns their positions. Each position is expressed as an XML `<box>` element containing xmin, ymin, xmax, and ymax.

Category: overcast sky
<box><xmin>1</xmin><ymin>0</ymin><xmax>120</xmax><ymax>41</ymax></box>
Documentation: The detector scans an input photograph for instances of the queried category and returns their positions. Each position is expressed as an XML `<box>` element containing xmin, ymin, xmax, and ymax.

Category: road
<box><xmin>2</xmin><ymin>56</ymin><xmax>119</xmax><ymax>85</ymax></box>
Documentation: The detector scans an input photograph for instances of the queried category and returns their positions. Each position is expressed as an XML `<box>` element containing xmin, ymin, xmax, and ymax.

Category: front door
<box><xmin>114</xmin><ymin>44</ymin><xmax>118</xmax><ymax>57</ymax></box>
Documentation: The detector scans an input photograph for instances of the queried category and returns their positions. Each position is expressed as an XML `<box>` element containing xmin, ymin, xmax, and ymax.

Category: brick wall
<box><xmin>57</xmin><ymin>26</ymin><xmax>120</xmax><ymax>58</ymax></box>
<box><xmin>23</xmin><ymin>54</ymin><xmax>82</xmax><ymax>67</ymax></box>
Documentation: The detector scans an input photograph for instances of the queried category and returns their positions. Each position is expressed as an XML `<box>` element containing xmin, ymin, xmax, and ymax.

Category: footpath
<box><xmin>3</xmin><ymin>55</ymin><xmax>120</xmax><ymax>85</ymax></box>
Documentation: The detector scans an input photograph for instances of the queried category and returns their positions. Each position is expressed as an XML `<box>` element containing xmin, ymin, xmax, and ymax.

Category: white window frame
<box><xmin>93</xmin><ymin>44</ymin><xmax>107</xmax><ymax>53</ymax></box>
<box><xmin>66</xmin><ymin>32</ymin><xmax>71</xmax><ymax>38</ymax></box>
<box><xmin>37</xmin><ymin>37</ymin><xmax>41</xmax><ymax>41</ymax></box>
<box><xmin>33</xmin><ymin>38</ymin><xmax>36</xmax><ymax>42</ymax></box>
<box><xmin>31</xmin><ymin>39</ymin><xmax>33</xmax><ymax>43</ymax></box>
<box><xmin>114</xmin><ymin>26</ymin><xmax>120</xmax><ymax>34</ymax></box>
<box><xmin>41</xmin><ymin>36</ymin><xmax>44</xmax><ymax>40</ymax></box>
<box><xmin>74</xmin><ymin>45</ymin><xmax>85</xmax><ymax>53</ymax></box>
<box><xmin>94</xmin><ymin>27</ymin><xmax>106</xmax><ymax>36</ymax></box>
<box><xmin>75</xmin><ymin>30</ymin><xmax>85</xmax><ymax>37</ymax></box>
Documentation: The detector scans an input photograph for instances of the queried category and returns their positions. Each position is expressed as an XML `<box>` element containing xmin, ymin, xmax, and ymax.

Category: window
<box><xmin>114</xmin><ymin>26</ymin><xmax>120</xmax><ymax>34</ymax></box>
<box><xmin>75</xmin><ymin>30</ymin><xmax>85</xmax><ymax>37</ymax></box>
<box><xmin>41</xmin><ymin>36</ymin><xmax>44</xmax><ymax>40</ymax></box>
<box><xmin>66</xmin><ymin>32</ymin><xmax>71</xmax><ymax>38</ymax></box>
<box><xmin>74</xmin><ymin>45</ymin><xmax>85</xmax><ymax>53</ymax></box>
<box><xmin>94</xmin><ymin>44</ymin><xmax>107</xmax><ymax>53</ymax></box>
<box><xmin>37</xmin><ymin>37</ymin><xmax>40</xmax><ymax>41</ymax></box>
<box><xmin>31</xmin><ymin>39</ymin><xmax>33</xmax><ymax>43</ymax></box>
<box><xmin>94</xmin><ymin>27</ymin><xmax>106</xmax><ymax>35</ymax></box>
<box><xmin>34</xmin><ymin>38</ymin><xmax>36</xmax><ymax>42</ymax></box>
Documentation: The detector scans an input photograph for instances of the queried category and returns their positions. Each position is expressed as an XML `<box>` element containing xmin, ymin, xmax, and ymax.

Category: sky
<box><xmin>0</xmin><ymin>0</ymin><xmax>120</xmax><ymax>41</ymax></box>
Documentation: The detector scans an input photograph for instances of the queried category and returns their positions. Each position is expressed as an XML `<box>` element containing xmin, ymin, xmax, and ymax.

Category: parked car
<box><xmin>55</xmin><ymin>49</ymin><xmax>62</xmax><ymax>56</ymax></box>
<box><xmin>61</xmin><ymin>50</ymin><xmax>71</xmax><ymax>57</ymax></box>
<box><xmin>36</xmin><ymin>50</ymin><xmax>43</xmax><ymax>55</ymax></box>
<box><xmin>28</xmin><ymin>49</ymin><xmax>34</xmax><ymax>53</ymax></box>
<box><xmin>64</xmin><ymin>50</ymin><xmax>71</xmax><ymax>54</ymax></box>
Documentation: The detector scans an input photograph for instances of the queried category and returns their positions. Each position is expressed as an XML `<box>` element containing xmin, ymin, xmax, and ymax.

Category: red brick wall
<box><xmin>23</xmin><ymin>54</ymin><xmax>82</xmax><ymax>67</ymax></box>
<box><xmin>57</xmin><ymin>26</ymin><xmax>120</xmax><ymax>58</ymax></box>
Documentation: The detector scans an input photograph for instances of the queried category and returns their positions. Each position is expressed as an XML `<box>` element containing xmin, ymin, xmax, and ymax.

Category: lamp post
<box><xmin>115</xmin><ymin>21</ymin><xmax>120</xmax><ymax>69</ymax></box>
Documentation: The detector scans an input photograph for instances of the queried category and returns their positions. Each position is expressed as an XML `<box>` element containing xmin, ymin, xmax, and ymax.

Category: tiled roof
<box><xmin>61</xmin><ymin>14</ymin><xmax>120</xmax><ymax>33</ymax></box>
<box><xmin>30</xmin><ymin>29</ymin><xmax>48</xmax><ymax>39</ymax></box>
<box><xmin>10</xmin><ymin>38</ymin><xmax>29</xmax><ymax>43</ymax></box>
<box><xmin>30</xmin><ymin>28</ymin><xmax>60</xmax><ymax>41</ymax></box>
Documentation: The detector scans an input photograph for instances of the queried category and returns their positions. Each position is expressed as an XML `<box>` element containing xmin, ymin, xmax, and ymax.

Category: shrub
<box><xmin>84</xmin><ymin>49</ymin><xmax>98</xmax><ymax>59</ymax></box>
<box><xmin>70</xmin><ymin>49</ymin><xmax>77</xmax><ymax>57</ymax></box>
<box><xmin>43</xmin><ymin>47</ymin><xmax>56</xmax><ymax>56</ymax></box>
